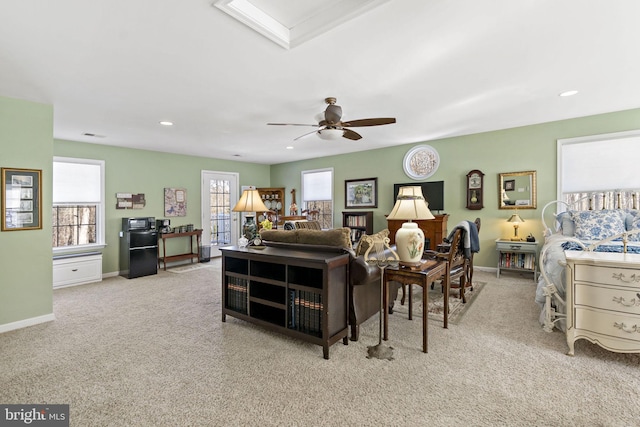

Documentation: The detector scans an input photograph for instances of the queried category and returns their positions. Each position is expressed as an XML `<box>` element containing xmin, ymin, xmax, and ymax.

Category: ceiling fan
<box><xmin>267</xmin><ymin>97</ymin><xmax>396</xmax><ymax>141</ymax></box>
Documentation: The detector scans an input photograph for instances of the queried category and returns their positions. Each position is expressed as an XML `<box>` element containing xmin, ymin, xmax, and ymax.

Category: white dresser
<box><xmin>565</xmin><ymin>250</ymin><xmax>640</xmax><ymax>356</ymax></box>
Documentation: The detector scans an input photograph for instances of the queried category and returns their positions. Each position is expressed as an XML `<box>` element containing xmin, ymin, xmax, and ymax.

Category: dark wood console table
<box><xmin>221</xmin><ymin>246</ymin><xmax>349</xmax><ymax>359</ymax></box>
<box><xmin>158</xmin><ymin>229</ymin><xmax>202</xmax><ymax>271</ymax></box>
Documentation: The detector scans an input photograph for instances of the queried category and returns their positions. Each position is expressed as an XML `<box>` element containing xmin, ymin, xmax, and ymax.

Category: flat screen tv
<box><xmin>393</xmin><ymin>181</ymin><xmax>445</xmax><ymax>213</ymax></box>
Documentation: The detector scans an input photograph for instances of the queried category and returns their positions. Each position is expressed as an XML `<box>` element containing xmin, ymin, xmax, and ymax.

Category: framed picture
<box><xmin>503</xmin><ymin>179</ymin><xmax>515</xmax><ymax>191</ymax></box>
<box><xmin>345</xmin><ymin>178</ymin><xmax>377</xmax><ymax>208</ymax></box>
<box><xmin>2</xmin><ymin>167</ymin><xmax>42</xmax><ymax>231</ymax></box>
<box><xmin>164</xmin><ymin>187</ymin><xmax>187</xmax><ymax>217</ymax></box>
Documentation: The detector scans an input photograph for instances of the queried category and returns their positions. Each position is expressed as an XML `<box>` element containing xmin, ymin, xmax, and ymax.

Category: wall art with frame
<box><xmin>2</xmin><ymin>167</ymin><xmax>42</xmax><ymax>231</ymax></box>
<box><xmin>345</xmin><ymin>177</ymin><xmax>377</xmax><ymax>209</ymax></box>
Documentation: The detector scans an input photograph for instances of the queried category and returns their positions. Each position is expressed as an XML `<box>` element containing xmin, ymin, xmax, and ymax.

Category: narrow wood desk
<box><xmin>158</xmin><ymin>229</ymin><xmax>202</xmax><ymax>271</ymax></box>
<box><xmin>383</xmin><ymin>260</ymin><xmax>447</xmax><ymax>353</ymax></box>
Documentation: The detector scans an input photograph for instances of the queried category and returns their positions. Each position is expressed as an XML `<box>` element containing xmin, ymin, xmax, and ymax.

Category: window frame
<box><xmin>52</xmin><ymin>157</ymin><xmax>106</xmax><ymax>253</ymax></box>
<box><xmin>301</xmin><ymin>167</ymin><xmax>334</xmax><ymax>229</ymax></box>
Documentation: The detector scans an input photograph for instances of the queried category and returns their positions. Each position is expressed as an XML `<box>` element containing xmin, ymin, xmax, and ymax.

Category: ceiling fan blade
<box><xmin>341</xmin><ymin>118</ymin><xmax>396</xmax><ymax>127</ymax></box>
<box><xmin>342</xmin><ymin>129</ymin><xmax>362</xmax><ymax>140</ymax></box>
<box><xmin>267</xmin><ymin>123</ymin><xmax>320</xmax><ymax>127</ymax></box>
<box><xmin>293</xmin><ymin>129</ymin><xmax>320</xmax><ymax>141</ymax></box>
<box><xmin>324</xmin><ymin>104</ymin><xmax>342</xmax><ymax>124</ymax></box>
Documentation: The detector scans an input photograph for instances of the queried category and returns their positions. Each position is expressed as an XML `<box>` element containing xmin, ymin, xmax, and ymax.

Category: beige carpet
<box><xmin>1</xmin><ymin>260</ymin><xmax>639</xmax><ymax>426</ymax></box>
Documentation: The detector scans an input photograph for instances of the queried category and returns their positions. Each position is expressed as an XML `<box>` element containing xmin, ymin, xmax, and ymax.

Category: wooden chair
<box><xmin>430</xmin><ymin>228</ymin><xmax>469</xmax><ymax>302</ymax></box>
<box><xmin>431</xmin><ymin>217</ymin><xmax>481</xmax><ymax>303</ymax></box>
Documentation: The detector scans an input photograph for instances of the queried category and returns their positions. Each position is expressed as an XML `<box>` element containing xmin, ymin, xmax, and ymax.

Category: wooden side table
<box><xmin>383</xmin><ymin>260</ymin><xmax>447</xmax><ymax>353</ymax></box>
<box><xmin>158</xmin><ymin>229</ymin><xmax>202</xmax><ymax>270</ymax></box>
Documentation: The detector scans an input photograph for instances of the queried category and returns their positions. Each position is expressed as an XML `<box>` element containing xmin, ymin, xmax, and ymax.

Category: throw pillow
<box><xmin>259</xmin><ymin>229</ymin><xmax>297</xmax><ymax>243</ymax></box>
<box><xmin>627</xmin><ymin>213</ymin><xmax>640</xmax><ymax>242</ymax></box>
<box><xmin>570</xmin><ymin>209</ymin><xmax>626</xmax><ymax>241</ymax></box>
<box><xmin>355</xmin><ymin>229</ymin><xmax>390</xmax><ymax>257</ymax></box>
<box><xmin>296</xmin><ymin>228</ymin><xmax>352</xmax><ymax>249</ymax></box>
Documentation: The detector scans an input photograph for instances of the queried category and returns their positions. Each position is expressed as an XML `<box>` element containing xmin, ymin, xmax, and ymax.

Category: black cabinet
<box><xmin>221</xmin><ymin>246</ymin><xmax>349</xmax><ymax>359</ymax></box>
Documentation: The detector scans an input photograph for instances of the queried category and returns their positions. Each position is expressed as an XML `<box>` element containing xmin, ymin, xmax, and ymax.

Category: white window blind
<box><xmin>53</xmin><ymin>160</ymin><xmax>102</xmax><ymax>203</ymax></box>
<box><xmin>302</xmin><ymin>168</ymin><xmax>332</xmax><ymax>201</ymax></box>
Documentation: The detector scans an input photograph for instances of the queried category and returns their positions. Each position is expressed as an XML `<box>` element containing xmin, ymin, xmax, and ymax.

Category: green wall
<box><xmin>3</xmin><ymin>89</ymin><xmax>640</xmax><ymax>332</ymax></box>
<box><xmin>0</xmin><ymin>96</ymin><xmax>54</xmax><ymax>328</ymax></box>
<box><xmin>270</xmin><ymin>108</ymin><xmax>640</xmax><ymax>269</ymax></box>
<box><xmin>54</xmin><ymin>140</ymin><xmax>270</xmax><ymax>274</ymax></box>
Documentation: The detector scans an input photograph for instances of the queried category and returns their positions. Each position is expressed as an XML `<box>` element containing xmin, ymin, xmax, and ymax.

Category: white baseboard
<box><xmin>0</xmin><ymin>313</ymin><xmax>55</xmax><ymax>334</ymax></box>
<box><xmin>103</xmin><ymin>271</ymin><xmax>119</xmax><ymax>278</ymax></box>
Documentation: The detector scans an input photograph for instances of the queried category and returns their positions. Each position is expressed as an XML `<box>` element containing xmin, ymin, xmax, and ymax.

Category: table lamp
<box><xmin>387</xmin><ymin>186</ymin><xmax>434</xmax><ymax>266</ymax></box>
<box><xmin>507</xmin><ymin>213</ymin><xmax>524</xmax><ymax>240</ymax></box>
<box><xmin>232</xmin><ymin>187</ymin><xmax>269</xmax><ymax>244</ymax></box>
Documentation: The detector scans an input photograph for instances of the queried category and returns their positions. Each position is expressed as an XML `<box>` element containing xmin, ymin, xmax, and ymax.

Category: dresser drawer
<box><xmin>53</xmin><ymin>254</ymin><xmax>102</xmax><ymax>288</ymax></box>
<box><xmin>574</xmin><ymin>264</ymin><xmax>640</xmax><ymax>288</ymax></box>
<box><xmin>575</xmin><ymin>283</ymin><xmax>640</xmax><ymax>315</ymax></box>
<box><xmin>575</xmin><ymin>307</ymin><xmax>640</xmax><ymax>343</ymax></box>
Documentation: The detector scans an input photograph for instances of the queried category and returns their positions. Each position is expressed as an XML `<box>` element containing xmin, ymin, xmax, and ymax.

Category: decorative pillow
<box><xmin>625</xmin><ymin>210</ymin><xmax>639</xmax><ymax>230</ymax></box>
<box><xmin>627</xmin><ymin>213</ymin><xmax>640</xmax><ymax>242</ymax></box>
<box><xmin>296</xmin><ymin>228</ymin><xmax>352</xmax><ymax>249</ymax></box>
<box><xmin>355</xmin><ymin>229</ymin><xmax>390</xmax><ymax>257</ymax></box>
<box><xmin>556</xmin><ymin>212</ymin><xmax>575</xmax><ymax>237</ymax></box>
<box><xmin>259</xmin><ymin>229</ymin><xmax>297</xmax><ymax>243</ymax></box>
<box><xmin>570</xmin><ymin>209</ymin><xmax>626</xmax><ymax>241</ymax></box>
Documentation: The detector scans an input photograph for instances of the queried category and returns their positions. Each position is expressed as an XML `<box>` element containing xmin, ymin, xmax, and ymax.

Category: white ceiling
<box><xmin>2</xmin><ymin>0</ymin><xmax>640</xmax><ymax>165</ymax></box>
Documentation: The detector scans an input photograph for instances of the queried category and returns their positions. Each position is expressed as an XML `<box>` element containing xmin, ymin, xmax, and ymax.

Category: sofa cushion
<box><xmin>296</xmin><ymin>228</ymin><xmax>352</xmax><ymax>249</ymax></box>
<box><xmin>259</xmin><ymin>229</ymin><xmax>298</xmax><ymax>243</ymax></box>
<box><xmin>355</xmin><ymin>229</ymin><xmax>390</xmax><ymax>257</ymax></box>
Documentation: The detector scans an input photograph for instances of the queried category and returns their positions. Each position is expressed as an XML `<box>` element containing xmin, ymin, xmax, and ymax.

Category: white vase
<box><xmin>394</xmin><ymin>222</ymin><xmax>424</xmax><ymax>265</ymax></box>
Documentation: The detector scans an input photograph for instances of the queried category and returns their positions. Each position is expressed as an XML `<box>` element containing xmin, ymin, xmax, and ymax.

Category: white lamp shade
<box><xmin>387</xmin><ymin>186</ymin><xmax>435</xmax><ymax>220</ymax></box>
<box><xmin>317</xmin><ymin>128</ymin><xmax>344</xmax><ymax>140</ymax></box>
<box><xmin>232</xmin><ymin>188</ymin><xmax>269</xmax><ymax>213</ymax></box>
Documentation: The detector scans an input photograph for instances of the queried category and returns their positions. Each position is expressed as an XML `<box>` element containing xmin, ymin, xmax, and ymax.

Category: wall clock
<box><xmin>403</xmin><ymin>145</ymin><xmax>440</xmax><ymax>180</ymax></box>
<box><xmin>466</xmin><ymin>169</ymin><xmax>484</xmax><ymax>210</ymax></box>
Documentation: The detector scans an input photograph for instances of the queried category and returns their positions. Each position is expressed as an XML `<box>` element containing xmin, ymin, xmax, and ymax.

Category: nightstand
<box><xmin>495</xmin><ymin>239</ymin><xmax>538</xmax><ymax>281</ymax></box>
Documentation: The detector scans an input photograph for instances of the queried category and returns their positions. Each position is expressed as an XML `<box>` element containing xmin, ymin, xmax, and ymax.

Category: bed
<box><xmin>535</xmin><ymin>190</ymin><xmax>640</xmax><ymax>333</ymax></box>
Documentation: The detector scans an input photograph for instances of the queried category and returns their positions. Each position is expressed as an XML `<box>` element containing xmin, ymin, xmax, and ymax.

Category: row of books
<box><xmin>226</xmin><ymin>277</ymin><xmax>248</xmax><ymax>314</ymax></box>
<box><xmin>500</xmin><ymin>252</ymin><xmax>535</xmax><ymax>270</ymax></box>
<box><xmin>289</xmin><ymin>290</ymin><xmax>323</xmax><ymax>337</ymax></box>
<box><xmin>345</xmin><ymin>216</ymin><xmax>367</xmax><ymax>227</ymax></box>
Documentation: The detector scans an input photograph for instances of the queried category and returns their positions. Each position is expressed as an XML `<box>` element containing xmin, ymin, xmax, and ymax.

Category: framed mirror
<box><xmin>499</xmin><ymin>170</ymin><xmax>537</xmax><ymax>209</ymax></box>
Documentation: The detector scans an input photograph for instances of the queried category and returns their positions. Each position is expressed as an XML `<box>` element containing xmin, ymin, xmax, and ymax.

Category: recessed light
<box><xmin>286</xmin><ymin>146</ymin><xmax>294</xmax><ymax>150</ymax></box>
<box><xmin>559</xmin><ymin>90</ymin><xmax>579</xmax><ymax>97</ymax></box>
<box><xmin>159</xmin><ymin>121</ymin><xmax>174</xmax><ymax>126</ymax></box>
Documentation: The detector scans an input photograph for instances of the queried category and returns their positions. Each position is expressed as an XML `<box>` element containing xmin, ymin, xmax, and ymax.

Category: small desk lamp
<box><xmin>387</xmin><ymin>186</ymin><xmax>435</xmax><ymax>266</ymax></box>
<box><xmin>232</xmin><ymin>187</ymin><xmax>268</xmax><ymax>244</ymax></box>
<box><xmin>507</xmin><ymin>213</ymin><xmax>524</xmax><ymax>241</ymax></box>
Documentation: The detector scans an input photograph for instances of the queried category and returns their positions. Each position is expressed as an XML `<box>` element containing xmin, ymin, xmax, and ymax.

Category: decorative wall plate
<box><xmin>403</xmin><ymin>145</ymin><xmax>440</xmax><ymax>180</ymax></box>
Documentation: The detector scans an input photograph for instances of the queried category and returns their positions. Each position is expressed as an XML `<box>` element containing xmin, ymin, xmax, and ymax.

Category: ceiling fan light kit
<box><xmin>317</xmin><ymin>128</ymin><xmax>344</xmax><ymax>140</ymax></box>
<box><xmin>268</xmin><ymin>97</ymin><xmax>396</xmax><ymax>141</ymax></box>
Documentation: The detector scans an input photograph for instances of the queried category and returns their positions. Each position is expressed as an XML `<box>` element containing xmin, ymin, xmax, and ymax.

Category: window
<box><xmin>302</xmin><ymin>168</ymin><xmax>333</xmax><ymax>229</ymax></box>
<box><xmin>558</xmin><ymin>130</ymin><xmax>640</xmax><ymax>209</ymax></box>
<box><xmin>53</xmin><ymin>157</ymin><xmax>105</xmax><ymax>251</ymax></box>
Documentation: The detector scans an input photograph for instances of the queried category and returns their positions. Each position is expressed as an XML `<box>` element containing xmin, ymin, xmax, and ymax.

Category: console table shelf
<box><xmin>158</xmin><ymin>229</ymin><xmax>202</xmax><ymax>270</ymax></box>
<box><xmin>221</xmin><ymin>246</ymin><xmax>349</xmax><ymax>359</ymax></box>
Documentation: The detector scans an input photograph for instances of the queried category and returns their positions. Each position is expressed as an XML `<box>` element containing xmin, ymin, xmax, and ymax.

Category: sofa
<box><xmin>259</xmin><ymin>227</ymin><xmax>399</xmax><ymax>341</ymax></box>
